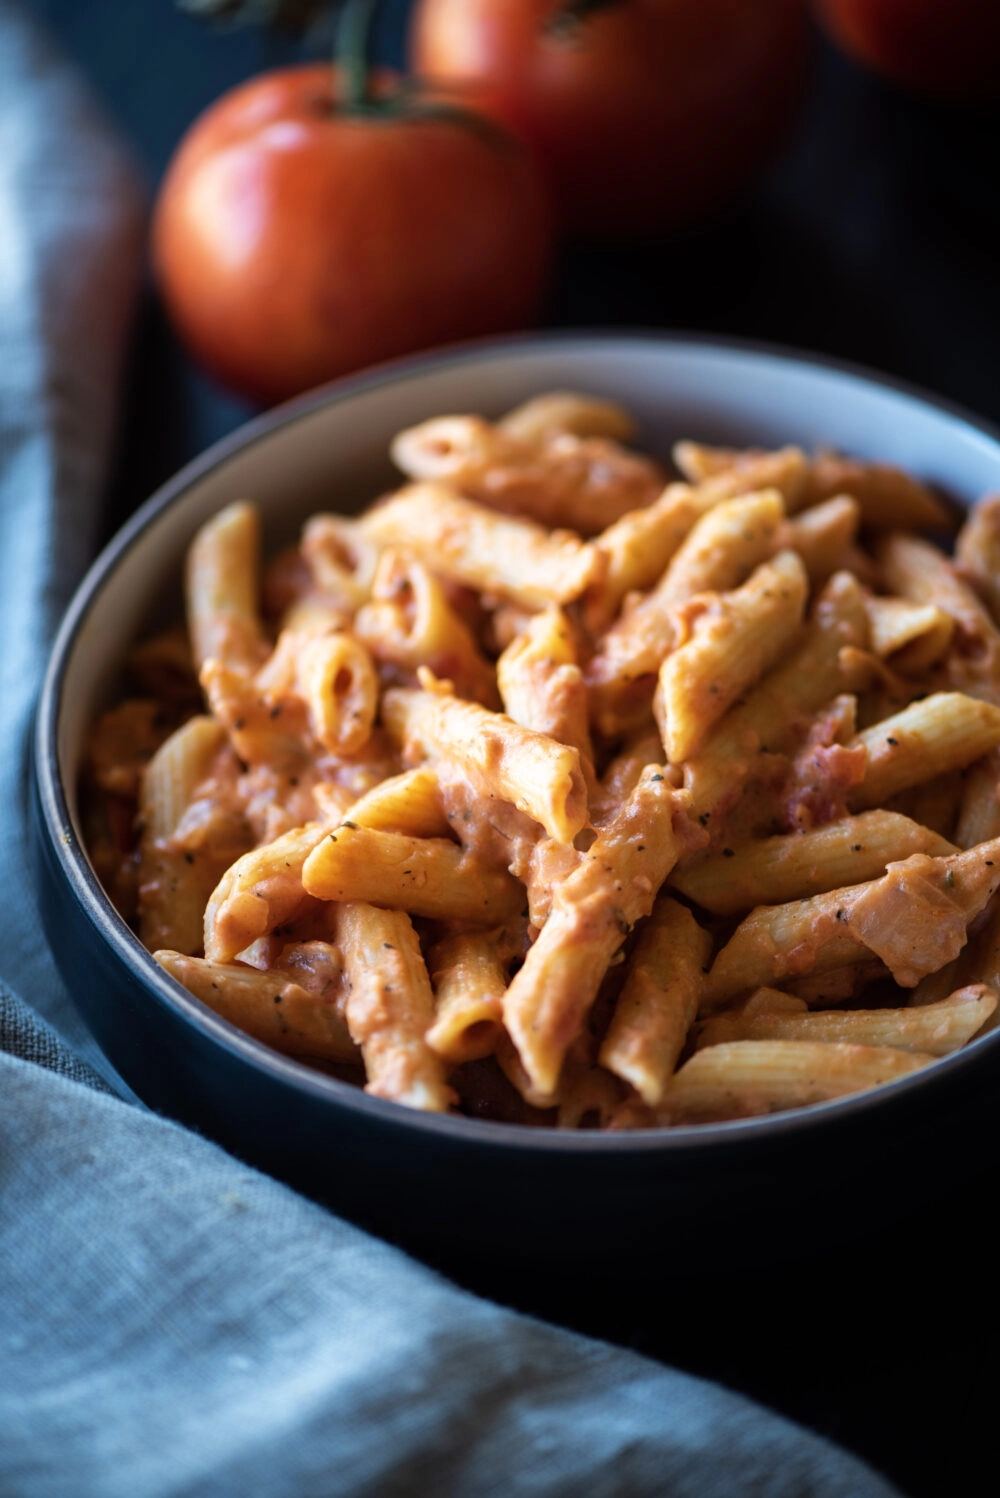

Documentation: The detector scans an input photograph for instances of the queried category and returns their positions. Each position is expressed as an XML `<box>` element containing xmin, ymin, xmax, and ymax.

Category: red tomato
<box><xmin>152</xmin><ymin>65</ymin><xmax>553</xmax><ymax>405</ymax></box>
<box><xmin>812</xmin><ymin>0</ymin><xmax>1000</xmax><ymax>98</ymax></box>
<box><xmin>410</xmin><ymin>0</ymin><xmax>808</xmax><ymax>240</ymax></box>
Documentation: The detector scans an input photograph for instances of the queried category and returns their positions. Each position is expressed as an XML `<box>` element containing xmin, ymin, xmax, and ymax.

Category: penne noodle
<box><xmin>555</xmin><ymin>1064</ymin><xmax>626</xmax><ymax>1130</ymax></box>
<box><xmin>382</xmin><ymin>685</ymin><xmax>588</xmax><ymax>844</ymax></box>
<box><xmin>671</xmin><ymin>810</ymin><xmax>956</xmax><ymax>916</ymax></box>
<box><xmin>659</xmin><ymin>1040</ymin><xmax>934</xmax><ymax>1123</ymax></box>
<box><xmin>955</xmin><ymin>493</ymin><xmax>1000</xmax><ymax>624</ymax></box>
<box><xmin>354</xmin><ymin>549</ymin><xmax>498</xmax><ymax>708</ymax></box>
<box><xmin>953</xmin><ymin>750</ymin><xmax>1000</xmax><ymax>850</ymax></box>
<box><xmin>864</xmin><ymin>596</ymin><xmax>955</xmax><ymax>670</ymax></box>
<box><xmin>675</xmin><ymin>444</ymin><xmax>953</xmax><ymax>529</ymax></box>
<box><xmin>498</xmin><ymin>391</ymin><xmax>637</xmax><ymax>444</ymax></box>
<box><xmin>703</xmin><ymin>837</ymin><xmax>1000</xmax><ymax>1008</ymax></box>
<box><xmin>296</xmin><ymin>631</ymin><xmax>378</xmax><ymax>756</ymax></box>
<box><xmin>138</xmin><ymin>716</ymin><xmax>238</xmax><ymax>955</ymax></box>
<box><xmin>502</xmin><ymin>768</ymin><xmax>688</xmax><ymax>1097</ymax></box>
<box><xmin>684</xmin><ymin>570</ymin><xmax>871</xmax><ymax>823</ymax></box>
<box><xmin>205</xmin><ymin>822</ymin><xmax>329</xmax><ymax>963</ymax></box>
<box><xmin>426</xmin><ymin>929</ymin><xmax>507</xmax><ymax>1063</ymax></box>
<box><xmin>154</xmin><ymin>948</ymin><xmax>359</xmax><ymax>1064</ymax></box>
<box><xmin>801</xmin><ymin>454</ymin><xmax>954</xmax><ymax>531</ymax></box>
<box><xmin>772</xmin><ymin>495</ymin><xmax>860</xmax><ymax>585</ymax></box>
<box><xmin>585</xmin><ymin>453</ymin><xmax>815</xmax><ymax>634</ymax></box>
<box><xmin>599</xmin><ymin>896</ymin><xmax>712</xmax><ymax>1105</ymax></box>
<box><xmin>583</xmin><ymin>484</ymin><xmax>703</xmax><ymax>632</ymax></box>
<box><xmin>672</xmin><ymin>443</ymin><xmax>809</xmax><ymax>509</ymax></box>
<box><xmin>140</xmin><ymin>715</ymin><xmax>226</xmax><ymax>843</ymax></box>
<box><xmin>390</xmin><ymin>412</ymin><xmax>663</xmax><ymax>534</ymax></box>
<box><xmin>695</xmin><ymin>985</ymin><xmax>996</xmax><ymax>1056</ymax></box>
<box><xmin>336</xmin><ymin>903</ymin><xmax>453</xmax><ymax>1112</ymax></box>
<box><xmin>200</xmin><ymin>658</ymin><xmax>312</xmax><ymax>771</ymax></box>
<box><xmin>302</xmin><ymin>822</ymin><xmax>524</xmax><ymax>924</ymax></box>
<box><xmin>186</xmin><ymin>500</ymin><xmax>267</xmax><ymax>674</ymax></box>
<box><xmin>204</xmin><ymin>768</ymin><xmax>453</xmax><ymax>963</ymax></box>
<box><xmin>586</xmin><ymin>489</ymin><xmax>786</xmax><ymax>737</ymax></box>
<box><xmin>656</xmin><ymin>549</ymin><xmax>809</xmax><ymax>764</ymax></box>
<box><xmin>497</xmin><ymin>605</ymin><xmax>594</xmax><ymax>769</ymax></box>
<box><xmin>362</xmin><ymin>482</ymin><xmax>606</xmax><ymax>608</ymax></box>
<box><xmin>300</xmin><ymin>513</ymin><xmax>379</xmax><ymax>612</ymax></box>
<box><xmin>342</xmin><ymin>765</ymin><xmax>451</xmax><ymax>839</ymax></box>
<box><xmin>848</xmin><ymin>693</ymin><xmax>1000</xmax><ymax>811</ymax></box>
<box><xmin>878</xmin><ymin>533</ymin><xmax>1000</xmax><ymax>682</ymax></box>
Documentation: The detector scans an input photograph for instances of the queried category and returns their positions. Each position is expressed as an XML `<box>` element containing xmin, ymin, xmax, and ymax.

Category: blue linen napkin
<box><xmin>0</xmin><ymin>5</ymin><xmax>904</xmax><ymax>1494</ymax></box>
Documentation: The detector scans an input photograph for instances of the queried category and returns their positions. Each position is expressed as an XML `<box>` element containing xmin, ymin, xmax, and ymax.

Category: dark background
<box><xmin>29</xmin><ymin>2</ymin><xmax>1000</xmax><ymax>1494</ymax></box>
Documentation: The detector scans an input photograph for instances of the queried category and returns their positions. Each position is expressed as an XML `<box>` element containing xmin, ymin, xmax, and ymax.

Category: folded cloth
<box><xmin>0</xmin><ymin>5</ymin><xmax>903</xmax><ymax>1495</ymax></box>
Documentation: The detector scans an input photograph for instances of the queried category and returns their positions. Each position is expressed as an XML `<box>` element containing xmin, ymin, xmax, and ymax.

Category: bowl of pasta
<box><xmin>32</xmin><ymin>332</ymin><xmax>1000</xmax><ymax>1266</ymax></box>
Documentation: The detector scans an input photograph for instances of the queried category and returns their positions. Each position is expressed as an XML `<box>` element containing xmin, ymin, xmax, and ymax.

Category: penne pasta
<box><xmin>878</xmin><ymin>533</ymin><xmax>1000</xmax><ymax>686</ymax></box>
<box><xmin>426</xmin><ymin>929</ymin><xmax>507</xmax><ymax>1063</ymax></box>
<box><xmin>496</xmin><ymin>605</ymin><xmax>593</xmax><ymax>769</ymax></box>
<box><xmin>703</xmin><ymin>837</ymin><xmax>1000</xmax><ymax>1008</ymax></box>
<box><xmin>186</xmin><ymin>500</ymin><xmax>267</xmax><ymax>674</ymax></box>
<box><xmin>599</xmin><ymin>896</ymin><xmax>712</xmax><ymax>1105</ymax></box>
<box><xmin>695</xmin><ymin>985</ymin><xmax>995</xmax><ymax>1056</ymax></box>
<box><xmin>772</xmin><ymin>495</ymin><xmax>860</xmax><ymax>585</ymax></box>
<box><xmin>848</xmin><ymin>693</ymin><xmax>1000</xmax><ymax>811</ymax></box>
<box><xmin>801</xmin><ymin>454</ymin><xmax>954</xmax><ymax>531</ymax></box>
<box><xmin>382</xmin><ymin>684</ymin><xmax>588</xmax><ymax>844</ymax></box>
<box><xmin>676</xmin><ymin>443</ymin><xmax>953</xmax><ymax>531</ymax></box>
<box><xmin>300</xmin><ymin>513</ymin><xmax>380</xmax><ymax>612</ymax></box>
<box><xmin>953</xmin><ymin>750</ymin><xmax>1000</xmax><ymax>850</ymax></box>
<box><xmin>671</xmin><ymin>810</ymin><xmax>956</xmax><ymax>916</ymax></box>
<box><xmin>354</xmin><ymin>548</ymin><xmax>498</xmax><ymax>708</ymax></box>
<box><xmin>498</xmin><ymin>391</ymin><xmax>638</xmax><ymax>444</ymax></box>
<box><xmin>955</xmin><ymin>493</ymin><xmax>1000</xmax><ymax>624</ymax></box>
<box><xmin>362</xmin><ymin>482</ymin><xmax>606</xmax><ymax>608</ymax></box>
<box><xmin>336</xmin><ymin>903</ymin><xmax>453</xmax><ymax>1112</ymax></box>
<box><xmin>586</xmin><ymin>489</ymin><xmax>786</xmax><ymax>737</ymax></box>
<box><xmin>205</xmin><ymin>822</ymin><xmax>329</xmax><ymax>963</ymax></box>
<box><xmin>659</xmin><ymin>1041</ymin><xmax>934</xmax><ymax>1124</ymax></box>
<box><xmin>302</xmin><ymin>822</ymin><xmax>525</xmax><ymax>924</ymax></box>
<box><xmin>138</xmin><ymin>716</ymin><xmax>243</xmax><ymax>956</ymax></box>
<box><xmin>390</xmin><ymin>410</ymin><xmax>663</xmax><ymax>534</ymax></box>
<box><xmin>655</xmin><ymin>549</ymin><xmax>808</xmax><ymax>764</ymax></box>
<box><xmin>683</xmin><ymin>569</ymin><xmax>871</xmax><ymax>823</ymax></box>
<box><xmin>864</xmin><ymin>596</ymin><xmax>955</xmax><ymax>670</ymax></box>
<box><xmin>296</xmin><ymin>630</ymin><xmax>378</xmax><ymax>756</ymax></box>
<box><xmin>502</xmin><ymin>768</ymin><xmax>688</xmax><ymax>1097</ymax></box>
<box><xmin>672</xmin><ymin>443</ymin><xmax>809</xmax><ymax>509</ymax></box>
<box><xmin>154</xmin><ymin>947</ymin><xmax>359</xmax><ymax>1064</ymax></box>
<box><xmin>82</xmin><ymin>401</ymin><xmax>1000</xmax><ymax>1130</ymax></box>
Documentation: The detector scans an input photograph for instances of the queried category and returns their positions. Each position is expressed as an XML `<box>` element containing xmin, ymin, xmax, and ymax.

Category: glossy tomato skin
<box><xmin>812</xmin><ymin>0</ymin><xmax>1000</xmax><ymax>99</ymax></box>
<box><xmin>152</xmin><ymin>65</ymin><xmax>554</xmax><ymax>404</ymax></box>
<box><xmin>411</xmin><ymin>0</ymin><xmax>808</xmax><ymax>240</ymax></box>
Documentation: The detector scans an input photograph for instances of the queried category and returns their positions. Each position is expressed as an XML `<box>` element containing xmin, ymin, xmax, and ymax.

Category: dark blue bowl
<box><xmin>32</xmin><ymin>333</ymin><xmax>1000</xmax><ymax>1270</ymax></box>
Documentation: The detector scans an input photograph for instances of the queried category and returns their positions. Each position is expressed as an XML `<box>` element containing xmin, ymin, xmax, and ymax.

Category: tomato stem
<box><xmin>547</xmin><ymin>0</ymin><xmax>625</xmax><ymax>40</ymax></box>
<box><xmin>337</xmin><ymin>0</ymin><xmax>381</xmax><ymax>110</ymax></box>
<box><xmin>557</xmin><ymin>0</ymin><xmax>625</xmax><ymax>15</ymax></box>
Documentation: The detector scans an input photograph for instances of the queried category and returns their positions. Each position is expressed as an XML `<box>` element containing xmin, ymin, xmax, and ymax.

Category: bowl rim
<box><xmin>34</xmin><ymin>327</ymin><xmax>1000</xmax><ymax>1155</ymax></box>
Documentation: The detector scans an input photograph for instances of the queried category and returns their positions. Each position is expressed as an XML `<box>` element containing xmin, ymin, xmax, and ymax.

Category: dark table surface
<box><xmin>31</xmin><ymin>2</ymin><xmax>1000</xmax><ymax>1494</ymax></box>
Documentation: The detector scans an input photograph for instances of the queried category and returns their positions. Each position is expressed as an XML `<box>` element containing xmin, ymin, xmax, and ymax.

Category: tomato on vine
<box><xmin>154</xmin><ymin>0</ymin><xmax>554</xmax><ymax>404</ymax></box>
<box><xmin>811</xmin><ymin>0</ymin><xmax>1000</xmax><ymax>99</ymax></box>
<box><xmin>410</xmin><ymin>0</ymin><xmax>809</xmax><ymax>241</ymax></box>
